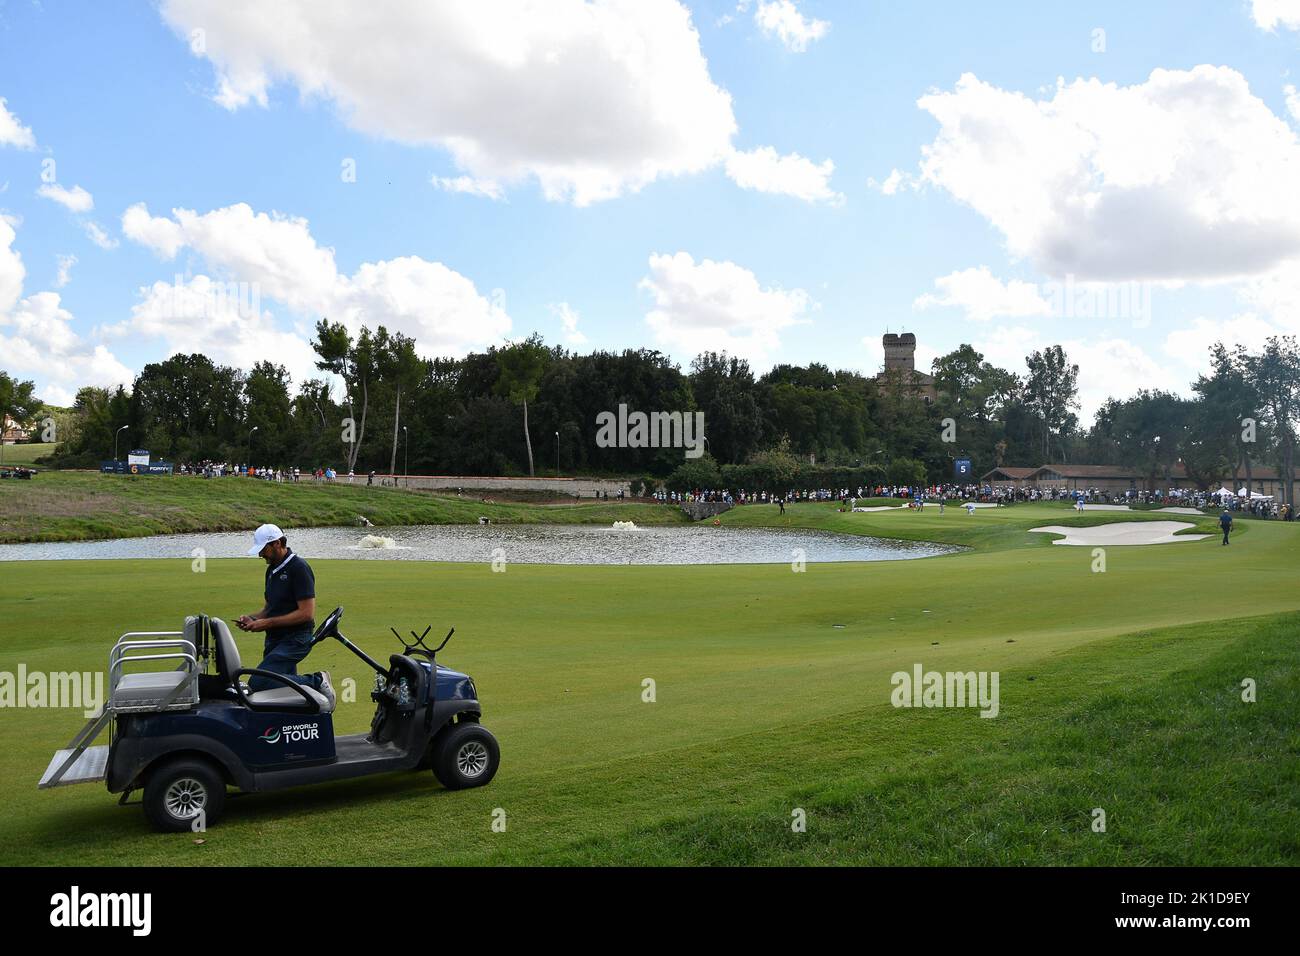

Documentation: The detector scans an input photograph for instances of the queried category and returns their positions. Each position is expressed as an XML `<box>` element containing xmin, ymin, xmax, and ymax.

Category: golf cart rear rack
<box><xmin>38</xmin><ymin>618</ymin><xmax>205</xmax><ymax>789</ymax></box>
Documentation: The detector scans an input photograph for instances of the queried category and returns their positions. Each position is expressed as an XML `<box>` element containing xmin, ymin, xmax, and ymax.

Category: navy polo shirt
<box><xmin>264</xmin><ymin>550</ymin><xmax>316</xmax><ymax>641</ymax></box>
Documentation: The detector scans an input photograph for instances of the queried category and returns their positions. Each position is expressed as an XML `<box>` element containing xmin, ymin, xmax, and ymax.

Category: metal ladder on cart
<box><xmin>38</xmin><ymin>617</ymin><xmax>208</xmax><ymax>789</ymax></box>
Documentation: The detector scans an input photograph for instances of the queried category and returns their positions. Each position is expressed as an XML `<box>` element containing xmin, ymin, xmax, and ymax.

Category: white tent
<box><xmin>1237</xmin><ymin>488</ymin><xmax>1273</xmax><ymax>499</ymax></box>
<box><xmin>1214</xmin><ymin>487</ymin><xmax>1234</xmax><ymax>497</ymax></box>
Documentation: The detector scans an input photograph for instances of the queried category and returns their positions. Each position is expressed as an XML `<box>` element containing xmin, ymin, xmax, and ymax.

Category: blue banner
<box><xmin>101</xmin><ymin>461</ymin><xmax>173</xmax><ymax>475</ymax></box>
<box><xmin>954</xmin><ymin>458</ymin><xmax>972</xmax><ymax>478</ymax></box>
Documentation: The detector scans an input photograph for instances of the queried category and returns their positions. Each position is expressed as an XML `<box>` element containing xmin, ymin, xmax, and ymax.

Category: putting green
<box><xmin>0</xmin><ymin>502</ymin><xmax>1296</xmax><ymax>865</ymax></box>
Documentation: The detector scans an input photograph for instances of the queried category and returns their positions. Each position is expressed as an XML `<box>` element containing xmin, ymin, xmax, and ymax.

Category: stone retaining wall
<box><xmin>681</xmin><ymin>501</ymin><xmax>733</xmax><ymax>521</ymax></box>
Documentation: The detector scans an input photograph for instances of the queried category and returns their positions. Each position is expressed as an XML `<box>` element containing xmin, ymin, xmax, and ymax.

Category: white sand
<box><xmin>1155</xmin><ymin>506</ymin><xmax>1205</xmax><ymax>515</ymax></box>
<box><xmin>1029</xmin><ymin>521</ymin><xmax>1210</xmax><ymax>546</ymax></box>
<box><xmin>1074</xmin><ymin>503</ymin><xmax>1131</xmax><ymax>511</ymax></box>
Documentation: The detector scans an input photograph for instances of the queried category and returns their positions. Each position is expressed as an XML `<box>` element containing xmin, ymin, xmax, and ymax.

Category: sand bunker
<box><xmin>1155</xmin><ymin>506</ymin><xmax>1205</xmax><ymax>515</ymax></box>
<box><xmin>1029</xmin><ymin>520</ymin><xmax>1210</xmax><ymax>546</ymax></box>
<box><xmin>1074</xmin><ymin>503</ymin><xmax>1131</xmax><ymax>511</ymax></box>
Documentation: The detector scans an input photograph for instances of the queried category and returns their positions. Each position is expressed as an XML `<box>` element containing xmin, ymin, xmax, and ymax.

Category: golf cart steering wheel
<box><xmin>311</xmin><ymin>605</ymin><xmax>344</xmax><ymax>644</ymax></box>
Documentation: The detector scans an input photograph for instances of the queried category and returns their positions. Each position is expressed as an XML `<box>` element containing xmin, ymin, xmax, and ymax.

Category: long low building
<box><xmin>981</xmin><ymin>463</ymin><xmax>1297</xmax><ymax>498</ymax></box>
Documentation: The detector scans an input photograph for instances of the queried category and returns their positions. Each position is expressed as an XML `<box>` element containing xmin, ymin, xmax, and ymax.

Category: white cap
<box><xmin>248</xmin><ymin>523</ymin><xmax>285</xmax><ymax>556</ymax></box>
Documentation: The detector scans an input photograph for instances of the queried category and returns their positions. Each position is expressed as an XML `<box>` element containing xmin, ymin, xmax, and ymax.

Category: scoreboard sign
<box><xmin>954</xmin><ymin>458</ymin><xmax>972</xmax><ymax>479</ymax></box>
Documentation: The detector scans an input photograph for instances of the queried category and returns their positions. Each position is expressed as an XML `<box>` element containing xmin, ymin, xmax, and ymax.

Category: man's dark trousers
<box><xmin>250</xmin><ymin>630</ymin><xmax>322</xmax><ymax>691</ymax></box>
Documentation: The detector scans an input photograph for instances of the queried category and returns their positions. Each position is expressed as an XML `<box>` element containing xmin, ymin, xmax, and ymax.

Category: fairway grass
<box><xmin>0</xmin><ymin>507</ymin><xmax>1296</xmax><ymax>865</ymax></box>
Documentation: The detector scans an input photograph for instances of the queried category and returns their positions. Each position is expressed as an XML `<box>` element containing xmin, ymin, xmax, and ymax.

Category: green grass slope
<box><xmin>0</xmin><ymin>470</ymin><xmax>686</xmax><ymax>543</ymax></box>
<box><xmin>0</xmin><ymin>442</ymin><xmax>57</xmax><ymax>467</ymax></box>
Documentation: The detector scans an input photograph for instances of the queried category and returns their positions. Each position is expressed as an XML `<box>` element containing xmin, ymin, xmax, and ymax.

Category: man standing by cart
<box><xmin>237</xmin><ymin>523</ymin><xmax>335</xmax><ymax>706</ymax></box>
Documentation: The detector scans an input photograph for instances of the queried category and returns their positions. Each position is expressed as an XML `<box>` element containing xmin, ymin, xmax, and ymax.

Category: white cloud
<box><xmin>1162</xmin><ymin>313</ymin><xmax>1284</xmax><ymax>372</ymax></box>
<box><xmin>121</xmin><ymin>203</ymin><xmax>184</xmax><ymax>257</ymax></box>
<box><xmin>1237</xmin><ymin>256</ymin><xmax>1300</xmax><ymax>328</ymax></box>
<box><xmin>55</xmin><ymin>254</ymin><xmax>77</xmax><ymax>288</ymax></box>
<box><xmin>122</xmin><ymin>275</ymin><xmax>323</xmax><ymax>385</ymax></box>
<box><xmin>868</xmin><ymin>168</ymin><xmax>908</xmax><ymax>195</ymax></box>
<box><xmin>36</xmin><ymin>183</ymin><xmax>94</xmax><ymax>213</ymax></box>
<box><xmin>345</xmin><ymin>255</ymin><xmax>511</xmax><ymax>357</ymax></box>
<box><xmin>1251</xmin><ymin>0</ymin><xmax>1300</xmax><ymax>31</ymax></box>
<box><xmin>432</xmin><ymin>175</ymin><xmax>505</xmax><ymax>200</ymax></box>
<box><xmin>971</xmin><ymin>324</ymin><xmax>1185</xmax><ymax>423</ymax></box>
<box><xmin>639</xmin><ymin>251</ymin><xmax>812</xmax><ymax>367</ymax></box>
<box><xmin>913</xmin><ymin>267</ymin><xmax>1052</xmax><ymax>321</ymax></box>
<box><xmin>0</xmin><ymin>97</ymin><xmax>35</xmax><ymax>149</ymax></box>
<box><xmin>83</xmin><ymin>222</ymin><xmax>119</xmax><ymax>250</ymax></box>
<box><xmin>119</xmin><ymin>201</ymin><xmax>512</xmax><ymax>359</ymax></box>
<box><xmin>0</xmin><ymin>216</ymin><xmax>24</xmax><ymax>315</ymax></box>
<box><xmin>753</xmin><ymin>0</ymin><xmax>829</xmax><ymax>52</ymax></box>
<box><xmin>0</xmin><ymin>218</ymin><xmax>131</xmax><ymax>403</ymax></box>
<box><xmin>913</xmin><ymin>66</ymin><xmax>1300</xmax><ymax>281</ymax></box>
<box><xmin>1285</xmin><ymin>84</ymin><xmax>1300</xmax><ymax>123</ymax></box>
<box><xmin>549</xmin><ymin>301</ymin><xmax>587</xmax><ymax>346</ymax></box>
<box><xmin>123</xmin><ymin>203</ymin><xmax>336</xmax><ymax>315</ymax></box>
<box><xmin>0</xmin><ymin>293</ymin><xmax>134</xmax><ymax>404</ymax></box>
<box><xmin>724</xmin><ymin>146</ymin><xmax>842</xmax><ymax>204</ymax></box>
<box><xmin>159</xmin><ymin>0</ymin><xmax>742</xmax><ymax>206</ymax></box>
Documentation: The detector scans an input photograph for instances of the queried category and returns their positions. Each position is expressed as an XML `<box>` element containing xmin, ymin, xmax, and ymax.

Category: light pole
<box><xmin>402</xmin><ymin>425</ymin><xmax>408</xmax><ymax>486</ymax></box>
<box><xmin>247</xmin><ymin>426</ymin><xmax>259</xmax><ymax>473</ymax></box>
<box><xmin>555</xmin><ymin>430</ymin><xmax>559</xmax><ymax>478</ymax></box>
<box><xmin>113</xmin><ymin>424</ymin><xmax>128</xmax><ymax>463</ymax></box>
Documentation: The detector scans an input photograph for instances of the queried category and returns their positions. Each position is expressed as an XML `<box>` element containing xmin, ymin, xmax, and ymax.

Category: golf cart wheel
<box><xmin>433</xmin><ymin>723</ymin><xmax>500</xmax><ymax>790</ymax></box>
<box><xmin>142</xmin><ymin>759</ymin><xmax>226</xmax><ymax>833</ymax></box>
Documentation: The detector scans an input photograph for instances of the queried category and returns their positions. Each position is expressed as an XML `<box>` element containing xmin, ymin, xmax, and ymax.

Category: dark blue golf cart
<box><xmin>38</xmin><ymin>607</ymin><xmax>500</xmax><ymax>831</ymax></box>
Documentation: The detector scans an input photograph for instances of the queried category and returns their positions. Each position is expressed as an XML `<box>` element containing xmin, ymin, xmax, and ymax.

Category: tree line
<box><xmin>5</xmin><ymin>326</ymin><xmax>1298</xmax><ymax>503</ymax></box>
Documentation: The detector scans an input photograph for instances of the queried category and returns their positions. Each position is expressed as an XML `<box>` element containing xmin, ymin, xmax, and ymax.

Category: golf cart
<box><xmin>38</xmin><ymin>607</ymin><xmax>500</xmax><ymax>832</ymax></box>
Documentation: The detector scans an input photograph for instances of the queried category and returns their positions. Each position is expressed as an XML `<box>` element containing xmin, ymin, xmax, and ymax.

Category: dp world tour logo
<box><xmin>259</xmin><ymin>722</ymin><xmax>320</xmax><ymax>745</ymax></box>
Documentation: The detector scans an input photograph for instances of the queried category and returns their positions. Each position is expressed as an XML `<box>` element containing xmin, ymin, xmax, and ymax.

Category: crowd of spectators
<box><xmin>164</xmin><ymin>462</ymin><xmax>1295</xmax><ymax>520</ymax></box>
<box><xmin>651</xmin><ymin>482</ymin><xmax>1295</xmax><ymax>519</ymax></box>
<box><xmin>178</xmin><ymin>461</ymin><xmax>359</xmax><ymax>483</ymax></box>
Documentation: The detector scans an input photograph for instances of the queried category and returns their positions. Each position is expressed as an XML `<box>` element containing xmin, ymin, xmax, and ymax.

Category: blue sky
<box><xmin>1</xmin><ymin>0</ymin><xmax>1299</xmax><ymax>418</ymax></box>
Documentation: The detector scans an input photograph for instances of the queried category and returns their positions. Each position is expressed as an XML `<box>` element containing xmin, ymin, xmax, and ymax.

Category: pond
<box><xmin>0</xmin><ymin>523</ymin><xmax>959</xmax><ymax>565</ymax></box>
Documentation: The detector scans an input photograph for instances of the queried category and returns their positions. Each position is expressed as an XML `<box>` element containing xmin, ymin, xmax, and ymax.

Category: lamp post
<box><xmin>402</xmin><ymin>425</ymin><xmax>409</xmax><ymax>486</ymax></box>
<box><xmin>555</xmin><ymin>430</ymin><xmax>560</xmax><ymax>478</ymax></box>
<box><xmin>247</xmin><ymin>426</ymin><xmax>259</xmax><ymax>473</ymax></box>
<box><xmin>113</xmin><ymin>424</ymin><xmax>129</xmax><ymax>463</ymax></box>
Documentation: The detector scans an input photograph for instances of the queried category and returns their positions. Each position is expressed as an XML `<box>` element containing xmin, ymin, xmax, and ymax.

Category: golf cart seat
<box><xmin>106</xmin><ymin>618</ymin><xmax>202</xmax><ymax>712</ymax></box>
<box><xmin>112</xmin><ymin>671</ymin><xmax>194</xmax><ymax>707</ymax></box>
<box><xmin>210</xmin><ymin>617</ymin><xmax>334</xmax><ymax>714</ymax></box>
